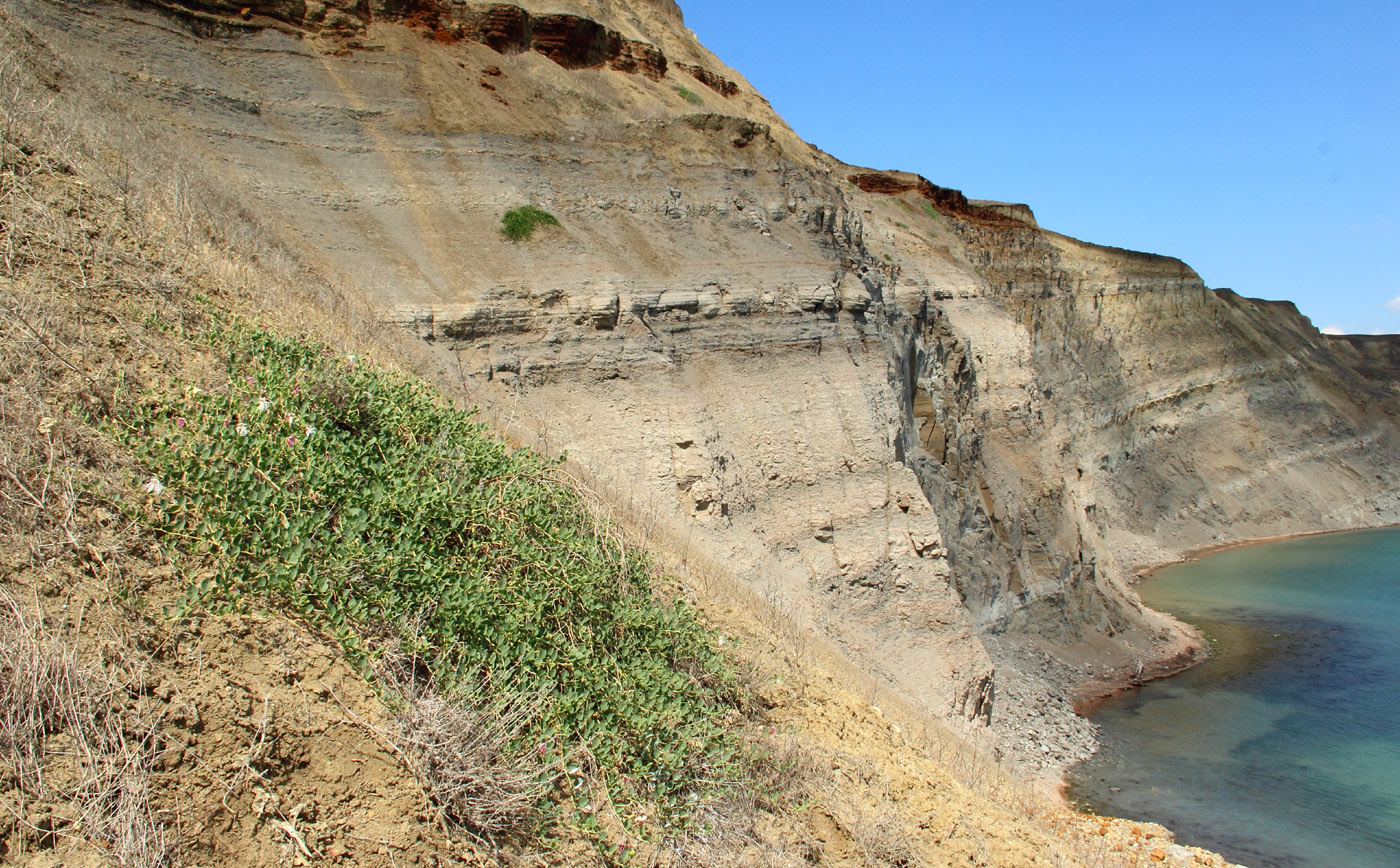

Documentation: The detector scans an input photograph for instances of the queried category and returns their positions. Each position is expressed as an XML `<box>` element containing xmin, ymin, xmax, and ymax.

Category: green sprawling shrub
<box><xmin>116</xmin><ymin>318</ymin><xmax>737</xmax><ymax>827</ymax></box>
<box><xmin>500</xmin><ymin>205</ymin><xmax>560</xmax><ymax>242</ymax></box>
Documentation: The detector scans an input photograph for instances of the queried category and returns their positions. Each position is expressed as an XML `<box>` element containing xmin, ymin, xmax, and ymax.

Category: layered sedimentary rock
<box><xmin>17</xmin><ymin>0</ymin><xmax>1400</xmax><ymax>764</ymax></box>
<box><xmin>134</xmin><ymin>0</ymin><xmax>726</xmax><ymax>84</ymax></box>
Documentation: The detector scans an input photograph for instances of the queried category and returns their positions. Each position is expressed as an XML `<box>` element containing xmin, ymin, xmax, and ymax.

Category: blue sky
<box><xmin>680</xmin><ymin>1</ymin><xmax>1400</xmax><ymax>334</ymax></box>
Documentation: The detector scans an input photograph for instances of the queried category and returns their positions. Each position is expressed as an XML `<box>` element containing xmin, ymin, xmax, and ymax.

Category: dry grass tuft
<box><xmin>659</xmin><ymin>726</ymin><xmax>824</xmax><ymax>868</ymax></box>
<box><xmin>0</xmin><ymin>593</ymin><xmax>102</xmax><ymax>793</ymax></box>
<box><xmin>0</xmin><ymin>594</ymin><xmax>170</xmax><ymax>867</ymax></box>
<box><xmin>377</xmin><ymin>652</ymin><xmax>551</xmax><ymax>843</ymax></box>
<box><xmin>395</xmin><ymin>691</ymin><xmax>549</xmax><ymax>840</ymax></box>
<box><xmin>828</xmin><ymin>793</ymin><xmax>917</xmax><ymax>868</ymax></box>
<box><xmin>69</xmin><ymin>719</ymin><xmax>169</xmax><ymax>868</ymax></box>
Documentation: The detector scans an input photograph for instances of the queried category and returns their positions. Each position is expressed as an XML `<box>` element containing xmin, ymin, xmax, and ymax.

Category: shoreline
<box><xmin>1069</xmin><ymin>634</ymin><xmax>1207</xmax><ymax>717</ymax></box>
<box><xmin>1074</xmin><ymin>520</ymin><xmax>1400</xmax><ymax>716</ymax></box>
<box><xmin>1130</xmin><ymin>520</ymin><xmax>1400</xmax><ymax>583</ymax></box>
<box><xmin>1056</xmin><ymin>521</ymin><xmax>1400</xmax><ymax>793</ymax></box>
<box><xmin>1056</xmin><ymin>525</ymin><xmax>1400</xmax><ymax>868</ymax></box>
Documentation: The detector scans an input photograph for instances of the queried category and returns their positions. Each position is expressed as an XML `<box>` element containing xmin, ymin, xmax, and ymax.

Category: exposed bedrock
<box><xmin>134</xmin><ymin>0</ymin><xmax>734</xmax><ymax>88</ymax></box>
<box><xmin>22</xmin><ymin>0</ymin><xmax>1400</xmax><ymax>766</ymax></box>
<box><xmin>893</xmin><ymin>214</ymin><xmax>1400</xmax><ymax>625</ymax></box>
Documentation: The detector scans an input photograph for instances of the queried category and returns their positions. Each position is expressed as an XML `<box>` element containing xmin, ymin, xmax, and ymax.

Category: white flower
<box><xmin>143</xmin><ymin>476</ymin><xmax>165</xmax><ymax>495</ymax></box>
<box><xmin>257</xmin><ymin>396</ymin><xmax>270</xmax><ymax>412</ymax></box>
<box><xmin>284</xmin><ymin>412</ymin><xmax>296</xmax><ymax>425</ymax></box>
<box><xmin>304</xmin><ymin>424</ymin><xmax>316</xmax><ymax>437</ymax></box>
<box><xmin>236</xmin><ymin>422</ymin><xmax>249</xmax><ymax>436</ymax></box>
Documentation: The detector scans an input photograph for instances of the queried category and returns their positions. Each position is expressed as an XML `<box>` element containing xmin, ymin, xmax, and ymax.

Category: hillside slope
<box><xmin>0</xmin><ymin>10</ymin><xmax>1245</xmax><ymax>866</ymax></box>
<box><xmin>9</xmin><ymin>0</ymin><xmax>1400</xmax><ymax>777</ymax></box>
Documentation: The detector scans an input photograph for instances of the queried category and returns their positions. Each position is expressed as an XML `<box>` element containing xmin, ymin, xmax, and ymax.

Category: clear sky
<box><xmin>679</xmin><ymin>0</ymin><xmax>1400</xmax><ymax>335</ymax></box>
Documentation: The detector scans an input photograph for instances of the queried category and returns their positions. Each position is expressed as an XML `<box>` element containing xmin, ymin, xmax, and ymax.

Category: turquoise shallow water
<box><xmin>1068</xmin><ymin>526</ymin><xmax>1400</xmax><ymax>868</ymax></box>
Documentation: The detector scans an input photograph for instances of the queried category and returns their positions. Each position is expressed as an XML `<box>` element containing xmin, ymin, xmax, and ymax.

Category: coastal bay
<box><xmin>1070</xmin><ymin>526</ymin><xmax>1400</xmax><ymax>867</ymax></box>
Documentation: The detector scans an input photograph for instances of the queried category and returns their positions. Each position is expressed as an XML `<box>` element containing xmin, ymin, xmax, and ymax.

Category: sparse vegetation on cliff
<box><xmin>499</xmin><ymin>205</ymin><xmax>559</xmax><ymax>242</ymax></box>
<box><xmin>673</xmin><ymin>84</ymin><xmax>703</xmax><ymax>105</ymax></box>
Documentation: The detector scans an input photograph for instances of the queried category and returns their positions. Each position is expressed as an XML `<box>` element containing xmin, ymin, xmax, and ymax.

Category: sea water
<box><xmin>1068</xmin><ymin>526</ymin><xmax>1400</xmax><ymax>868</ymax></box>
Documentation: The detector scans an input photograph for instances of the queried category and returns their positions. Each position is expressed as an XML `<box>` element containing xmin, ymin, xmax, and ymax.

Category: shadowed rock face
<box><xmin>20</xmin><ymin>0</ymin><xmax>1400</xmax><ymax>766</ymax></box>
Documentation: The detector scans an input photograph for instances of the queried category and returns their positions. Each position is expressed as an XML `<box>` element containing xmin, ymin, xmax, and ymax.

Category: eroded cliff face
<box><xmin>18</xmin><ymin>0</ymin><xmax>1400</xmax><ymax>766</ymax></box>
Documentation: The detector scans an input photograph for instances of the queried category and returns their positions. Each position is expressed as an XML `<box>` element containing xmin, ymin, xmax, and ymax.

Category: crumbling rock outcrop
<box><xmin>676</xmin><ymin>61</ymin><xmax>739</xmax><ymax>97</ymax></box>
<box><xmin>849</xmin><ymin>170</ymin><xmax>1033</xmax><ymax>226</ymax></box>
<box><xmin>138</xmin><ymin>1</ymin><xmax>736</xmax><ymax>86</ymax></box>
<box><xmin>138</xmin><ymin>0</ymin><xmax>368</xmax><ymax>33</ymax></box>
<box><xmin>1327</xmin><ymin>333</ymin><xmax>1400</xmax><ymax>387</ymax></box>
<box><xmin>464</xmin><ymin>6</ymin><xmax>668</xmax><ymax>77</ymax></box>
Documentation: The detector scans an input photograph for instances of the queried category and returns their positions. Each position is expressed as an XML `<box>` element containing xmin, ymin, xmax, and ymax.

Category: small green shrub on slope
<box><xmin>115</xmin><ymin>318</ymin><xmax>737</xmax><ymax>829</ymax></box>
<box><xmin>673</xmin><ymin>85</ymin><xmax>704</xmax><ymax>105</ymax></box>
<box><xmin>500</xmin><ymin>205</ymin><xmax>559</xmax><ymax>241</ymax></box>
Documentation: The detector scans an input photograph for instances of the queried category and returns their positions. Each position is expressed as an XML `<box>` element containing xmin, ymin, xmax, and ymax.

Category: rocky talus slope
<box><xmin>11</xmin><ymin>0</ymin><xmax>1400</xmax><ymax>777</ymax></box>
